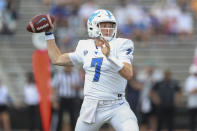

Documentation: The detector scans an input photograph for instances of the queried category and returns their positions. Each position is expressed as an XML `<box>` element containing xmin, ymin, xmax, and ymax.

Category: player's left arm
<box><xmin>117</xmin><ymin>40</ymin><xmax>134</xmax><ymax>80</ymax></box>
<box><xmin>119</xmin><ymin>62</ymin><xmax>133</xmax><ymax>80</ymax></box>
<box><xmin>101</xmin><ymin>38</ymin><xmax>134</xmax><ymax>80</ymax></box>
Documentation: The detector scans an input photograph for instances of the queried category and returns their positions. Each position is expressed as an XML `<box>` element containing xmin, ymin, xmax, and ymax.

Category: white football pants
<box><xmin>75</xmin><ymin>98</ymin><xmax>139</xmax><ymax>131</ymax></box>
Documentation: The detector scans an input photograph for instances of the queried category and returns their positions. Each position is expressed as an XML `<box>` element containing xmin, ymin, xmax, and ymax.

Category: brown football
<box><xmin>26</xmin><ymin>14</ymin><xmax>55</xmax><ymax>33</ymax></box>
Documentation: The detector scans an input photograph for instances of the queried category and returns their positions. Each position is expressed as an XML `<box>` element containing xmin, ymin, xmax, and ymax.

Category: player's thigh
<box><xmin>110</xmin><ymin>102</ymin><xmax>139</xmax><ymax>131</ymax></box>
<box><xmin>112</xmin><ymin>118</ymin><xmax>139</xmax><ymax>131</ymax></box>
<box><xmin>75</xmin><ymin>117</ymin><xmax>102</xmax><ymax>131</ymax></box>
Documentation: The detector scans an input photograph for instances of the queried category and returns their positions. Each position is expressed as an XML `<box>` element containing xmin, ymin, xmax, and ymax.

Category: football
<box><xmin>26</xmin><ymin>14</ymin><xmax>55</xmax><ymax>33</ymax></box>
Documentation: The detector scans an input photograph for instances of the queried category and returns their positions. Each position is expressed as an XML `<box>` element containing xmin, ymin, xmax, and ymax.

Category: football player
<box><xmin>45</xmin><ymin>9</ymin><xmax>139</xmax><ymax>131</ymax></box>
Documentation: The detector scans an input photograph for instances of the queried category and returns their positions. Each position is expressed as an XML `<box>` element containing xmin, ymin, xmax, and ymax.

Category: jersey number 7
<box><xmin>91</xmin><ymin>58</ymin><xmax>103</xmax><ymax>82</ymax></box>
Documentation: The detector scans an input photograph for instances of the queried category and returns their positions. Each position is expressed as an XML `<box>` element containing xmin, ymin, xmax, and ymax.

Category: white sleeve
<box><xmin>185</xmin><ymin>78</ymin><xmax>193</xmax><ymax>93</ymax></box>
<box><xmin>69</xmin><ymin>40</ymin><xmax>84</xmax><ymax>67</ymax></box>
<box><xmin>118</xmin><ymin>39</ymin><xmax>134</xmax><ymax>64</ymax></box>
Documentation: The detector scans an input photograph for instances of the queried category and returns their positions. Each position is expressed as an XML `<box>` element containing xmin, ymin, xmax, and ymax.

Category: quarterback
<box><xmin>45</xmin><ymin>9</ymin><xmax>139</xmax><ymax>131</ymax></box>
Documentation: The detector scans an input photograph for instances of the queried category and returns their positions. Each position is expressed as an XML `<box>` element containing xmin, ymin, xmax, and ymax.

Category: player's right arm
<box><xmin>46</xmin><ymin>39</ymin><xmax>73</xmax><ymax>66</ymax></box>
<box><xmin>46</xmin><ymin>31</ymin><xmax>84</xmax><ymax>67</ymax></box>
<box><xmin>101</xmin><ymin>38</ymin><xmax>134</xmax><ymax>80</ymax></box>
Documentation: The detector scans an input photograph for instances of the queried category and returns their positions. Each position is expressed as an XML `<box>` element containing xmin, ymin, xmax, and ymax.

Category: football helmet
<box><xmin>87</xmin><ymin>9</ymin><xmax>117</xmax><ymax>41</ymax></box>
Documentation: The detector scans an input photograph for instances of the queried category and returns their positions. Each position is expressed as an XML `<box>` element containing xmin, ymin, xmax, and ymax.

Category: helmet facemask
<box><xmin>98</xmin><ymin>22</ymin><xmax>117</xmax><ymax>41</ymax></box>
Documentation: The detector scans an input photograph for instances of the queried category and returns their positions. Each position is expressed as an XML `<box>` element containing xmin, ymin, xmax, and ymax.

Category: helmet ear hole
<box><xmin>90</xmin><ymin>27</ymin><xmax>93</xmax><ymax>30</ymax></box>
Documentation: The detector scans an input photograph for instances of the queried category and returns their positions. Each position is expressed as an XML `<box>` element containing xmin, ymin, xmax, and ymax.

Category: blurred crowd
<box><xmin>43</xmin><ymin>0</ymin><xmax>196</xmax><ymax>49</ymax></box>
<box><xmin>115</xmin><ymin>0</ymin><xmax>194</xmax><ymax>41</ymax></box>
<box><xmin>0</xmin><ymin>0</ymin><xmax>19</xmax><ymax>34</ymax></box>
<box><xmin>0</xmin><ymin>0</ymin><xmax>196</xmax><ymax>41</ymax></box>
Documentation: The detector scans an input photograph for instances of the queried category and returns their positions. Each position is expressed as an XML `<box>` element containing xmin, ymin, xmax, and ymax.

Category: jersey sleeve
<box><xmin>117</xmin><ymin>39</ymin><xmax>134</xmax><ymax>64</ymax></box>
<box><xmin>69</xmin><ymin>40</ymin><xmax>84</xmax><ymax>67</ymax></box>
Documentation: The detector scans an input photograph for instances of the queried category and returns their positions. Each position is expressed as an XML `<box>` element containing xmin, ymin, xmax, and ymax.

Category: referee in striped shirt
<box><xmin>52</xmin><ymin>66</ymin><xmax>81</xmax><ymax>131</ymax></box>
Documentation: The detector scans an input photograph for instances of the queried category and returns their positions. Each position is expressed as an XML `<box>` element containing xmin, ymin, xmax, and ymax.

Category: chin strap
<box><xmin>103</xmin><ymin>36</ymin><xmax>113</xmax><ymax>42</ymax></box>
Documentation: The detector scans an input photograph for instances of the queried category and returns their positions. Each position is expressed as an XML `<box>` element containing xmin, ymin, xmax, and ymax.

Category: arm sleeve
<box><xmin>69</xmin><ymin>40</ymin><xmax>84</xmax><ymax>67</ymax></box>
<box><xmin>118</xmin><ymin>39</ymin><xmax>134</xmax><ymax>64</ymax></box>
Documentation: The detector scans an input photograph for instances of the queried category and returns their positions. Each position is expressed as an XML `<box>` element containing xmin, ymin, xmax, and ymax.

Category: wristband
<box><xmin>45</xmin><ymin>32</ymin><xmax>54</xmax><ymax>40</ymax></box>
<box><xmin>108</xmin><ymin>55</ymin><xmax>124</xmax><ymax>72</ymax></box>
<box><xmin>45</xmin><ymin>32</ymin><xmax>53</xmax><ymax>35</ymax></box>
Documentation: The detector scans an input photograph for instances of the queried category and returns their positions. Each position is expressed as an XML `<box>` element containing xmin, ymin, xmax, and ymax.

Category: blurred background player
<box><xmin>0</xmin><ymin>78</ymin><xmax>11</xmax><ymax>131</ymax></box>
<box><xmin>51</xmin><ymin>66</ymin><xmax>81</xmax><ymax>131</ymax></box>
<box><xmin>126</xmin><ymin>67</ymin><xmax>142</xmax><ymax>115</ymax></box>
<box><xmin>185</xmin><ymin>65</ymin><xmax>197</xmax><ymax>131</ymax></box>
<box><xmin>137</xmin><ymin>64</ymin><xmax>163</xmax><ymax>131</ymax></box>
<box><xmin>151</xmin><ymin>69</ymin><xmax>182</xmax><ymax>131</ymax></box>
<box><xmin>23</xmin><ymin>72</ymin><xmax>41</xmax><ymax>131</ymax></box>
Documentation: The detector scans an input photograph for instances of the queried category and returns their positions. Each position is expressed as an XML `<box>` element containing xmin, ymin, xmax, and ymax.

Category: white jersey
<box><xmin>0</xmin><ymin>85</ymin><xmax>9</xmax><ymax>105</ymax></box>
<box><xmin>185</xmin><ymin>75</ymin><xmax>197</xmax><ymax>108</ymax></box>
<box><xmin>69</xmin><ymin>38</ymin><xmax>134</xmax><ymax>100</ymax></box>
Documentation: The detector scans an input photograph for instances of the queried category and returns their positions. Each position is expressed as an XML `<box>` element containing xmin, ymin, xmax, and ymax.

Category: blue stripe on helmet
<box><xmin>105</xmin><ymin>10</ymin><xmax>111</xmax><ymax>19</ymax></box>
<box><xmin>89</xmin><ymin>11</ymin><xmax>100</xmax><ymax>22</ymax></box>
